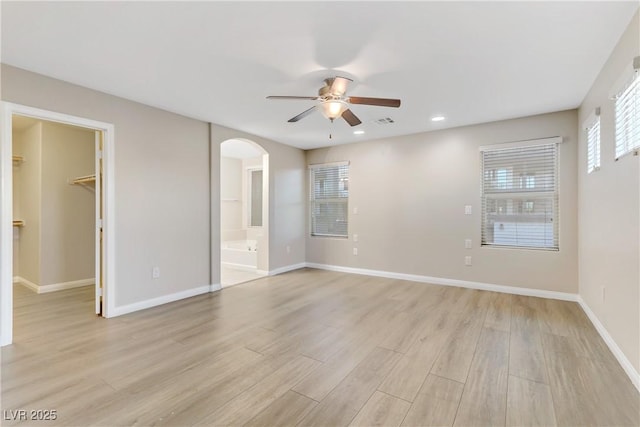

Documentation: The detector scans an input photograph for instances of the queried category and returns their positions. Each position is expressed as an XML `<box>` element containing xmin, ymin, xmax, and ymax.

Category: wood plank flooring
<box><xmin>2</xmin><ymin>268</ymin><xmax>638</xmax><ymax>426</ymax></box>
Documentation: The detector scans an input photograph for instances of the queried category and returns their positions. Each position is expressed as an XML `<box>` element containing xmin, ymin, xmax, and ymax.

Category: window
<box><xmin>586</xmin><ymin>110</ymin><xmax>601</xmax><ymax>173</ymax></box>
<box><xmin>481</xmin><ymin>140</ymin><xmax>559</xmax><ymax>250</ymax></box>
<box><xmin>614</xmin><ymin>60</ymin><xmax>639</xmax><ymax>159</ymax></box>
<box><xmin>309</xmin><ymin>162</ymin><xmax>349</xmax><ymax>237</ymax></box>
<box><xmin>248</xmin><ymin>169</ymin><xmax>263</xmax><ymax>227</ymax></box>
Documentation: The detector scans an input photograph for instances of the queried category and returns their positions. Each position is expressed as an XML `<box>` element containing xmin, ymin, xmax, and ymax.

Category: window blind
<box><xmin>309</xmin><ymin>162</ymin><xmax>349</xmax><ymax>237</ymax></box>
<box><xmin>481</xmin><ymin>143</ymin><xmax>558</xmax><ymax>250</ymax></box>
<box><xmin>586</xmin><ymin>116</ymin><xmax>601</xmax><ymax>173</ymax></box>
<box><xmin>614</xmin><ymin>71</ymin><xmax>640</xmax><ymax>159</ymax></box>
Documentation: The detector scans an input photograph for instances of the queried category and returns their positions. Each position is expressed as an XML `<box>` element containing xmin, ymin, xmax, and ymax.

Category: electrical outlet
<box><xmin>353</xmin><ymin>234</ymin><xmax>358</xmax><ymax>242</ymax></box>
<box><xmin>465</xmin><ymin>256</ymin><xmax>472</xmax><ymax>266</ymax></box>
<box><xmin>353</xmin><ymin>248</ymin><xmax>358</xmax><ymax>256</ymax></box>
<box><xmin>465</xmin><ymin>205</ymin><xmax>472</xmax><ymax>215</ymax></box>
<box><xmin>152</xmin><ymin>266</ymin><xmax>160</xmax><ymax>279</ymax></box>
<box><xmin>465</xmin><ymin>239</ymin><xmax>472</xmax><ymax>249</ymax></box>
<box><xmin>353</xmin><ymin>207</ymin><xmax>359</xmax><ymax>215</ymax></box>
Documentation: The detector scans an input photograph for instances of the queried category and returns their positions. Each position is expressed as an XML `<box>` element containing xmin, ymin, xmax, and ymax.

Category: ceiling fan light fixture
<box><xmin>321</xmin><ymin>100</ymin><xmax>348</xmax><ymax>120</ymax></box>
<box><xmin>431</xmin><ymin>115</ymin><xmax>446</xmax><ymax>122</ymax></box>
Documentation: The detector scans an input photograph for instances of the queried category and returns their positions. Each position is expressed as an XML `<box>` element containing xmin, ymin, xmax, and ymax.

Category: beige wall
<box><xmin>13</xmin><ymin>122</ymin><xmax>42</xmax><ymax>284</ymax></box>
<box><xmin>3</xmin><ymin>64</ymin><xmax>211</xmax><ymax>306</ymax></box>
<box><xmin>40</xmin><ymin>121</ymin><xmax>95</xmax><ymax>285</ymax></box>
<box><xmin>306</xmin><ymin>110</ymin><xmax>578</xmax><ymax>293</ymax></box>
<box><xmin>210</xmin><ymin>125</ymin><xmax>307</xmax><ymax>283</ymax></box>
<box><xmin>578</xmin><ymin>11</ymin><xmax>639</xmax><ymax>373</ymax></box>
<box><xmin>220</xmin><ymin>156</ymin><xmax>243</xmax><ymax>237</ymax></box>
<box><xmin>12</xmin><ymin>121</ymin><xmax>95</xmax><ymax>287</ymax></box>
<box><xmin>3</xmin><ymin>64</ymin><xmax>306</xmax><ymax>307</ymax></box>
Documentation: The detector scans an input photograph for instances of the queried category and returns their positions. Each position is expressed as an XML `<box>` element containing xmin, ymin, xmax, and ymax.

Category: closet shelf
<box><xmin>71</xmin><ymin>174</ymin><xmax>96</xmax><ymax>185</ymax></box>
<box><xmin>13</xmin><ymin>220</ymin><xmax>24</xmax><ymax>227</ymax></box>
<box><xmin>12</xmin><ymin>155</ymin><xmax>24</xmax><ymax>164</ymax></box>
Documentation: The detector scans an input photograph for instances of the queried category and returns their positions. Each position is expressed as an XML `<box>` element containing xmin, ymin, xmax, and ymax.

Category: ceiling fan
<box><xmin>266</xmin><ymin>76</ymin><xmax>401</xmax><ymax>127</ymax></box>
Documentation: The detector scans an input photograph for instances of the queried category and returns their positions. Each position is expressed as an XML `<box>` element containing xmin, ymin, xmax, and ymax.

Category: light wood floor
<box><xmin>2</xmin><ymin>269</ymin><xmax>638</xmax><ymax>426</ymax></box>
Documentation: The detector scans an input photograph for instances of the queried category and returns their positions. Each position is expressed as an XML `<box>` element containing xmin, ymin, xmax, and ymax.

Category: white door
<box><xmin>95</xmin><ymin>131</ymin><xmax>103</xmax><ymax>315</ymax></box>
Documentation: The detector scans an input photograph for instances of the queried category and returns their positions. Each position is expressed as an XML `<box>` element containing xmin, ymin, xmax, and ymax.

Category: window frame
<box><xmin>479</xmin><ymin>137</ymin><xmax>561</xmax><ymax>251</ymax></box>
<box><xmin>584</xmin><ymin>107</ymin><xmax>601</xmax><ymax>174</ymax></box>
<box><xmin>612</xmin><ymin>57</ymin><xmax>640</xmax><ymax>161</ymax></box>
<box><xmin>308</xmin><ymin>161</ymin><xmax>350</xmax><ymax>238</ymax></box>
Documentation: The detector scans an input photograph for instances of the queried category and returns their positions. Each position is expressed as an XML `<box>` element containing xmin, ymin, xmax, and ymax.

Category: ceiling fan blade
<box><xmin>329</xmin><ymin>77</ymin><xmax>352</xmax><ymax>96</ymax></box>
<box><xmin>341</xmin><ymin>109</ymin><xmax>362</xmax><ymax>127</ymax></box>
<box><xmin>288</xmin><ymin>105</ymin><xmax>317</xmax><ymax>123</ymax></box>
<box><xmin>348</xmin><ymin>97</ymin><xmax>401</xmax><ymax>108</ymax></box>
<box><xmin>267</xmin><ymin>95</ymin><xmax>318</xmax><ymax>100</ymax></box>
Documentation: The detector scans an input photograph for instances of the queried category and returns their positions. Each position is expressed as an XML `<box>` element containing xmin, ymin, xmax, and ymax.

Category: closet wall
<box><xmin>13</xmin><ymin>120</ymin><xmax>95</xmax><ymax>289</ymax></box>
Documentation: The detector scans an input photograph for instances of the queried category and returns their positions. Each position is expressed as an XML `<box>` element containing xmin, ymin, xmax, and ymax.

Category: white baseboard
<box><xmin>306</xmin><ymin>262</ymin><xmax>639</xmax><ymax>391</ymax></box>
<box><xmin>111</xmin><ymin>284</ymin><xmax>219</xmax><ymax>317</ymax></box>
<box><xmin>222</xmin><ymin>262</ymin><xmax>258</xmax><ymax>273</ymax></box>
<box><xmin>269</xmin><ymin>262</ymin><xmax>307</xmax><ymax>276</ymax></box>
<box><xmin>577</xmin><ymin>296</ymin><xmax>640</xmax><ymax>392</ymax></box>
<box><xmin>305</xmin><ymin>263</ymin><xmax>577</xmax><ymax>301</ymax></box>
<box><xmin>15</xmin><ymin>276</ymin><xmax>94</xmax><ymax>294</ymax></box>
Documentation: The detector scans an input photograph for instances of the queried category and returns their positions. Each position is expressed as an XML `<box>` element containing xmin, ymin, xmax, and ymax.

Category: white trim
<box><xmin>305</xmin><ymin>262</ymin><xmax>640</xmax><ymax>390</ymax></box>
<box><xmin>210</xmin><ymin>283</ymin><xmax>222</xmax><ymax>292</ymax></box>
<box><xmin>221</xmin><ymin>261</ymin><xmax>259</xmax><ymax>273</ymax></box>
<box><xmin>305</xmin><ymin>263</ymin><xmax>577</xmax><ymax>301</ymax></box>
<box><xmin>15</xmin><ymin>277</ymin><xmax>94</xmax><ymax>294</ymax></box>
<box><xmin>577</xmin><ymin>296</ymin><xmax>640</xmax><ymax>392</ymax></box>
<box><xmin>308</xmin><ymin>160</ymin><xmax>350</xmax><ymax>169</ymax></box>
<box><xmin>0</xmin><ymin>102</ymin><xmax>116</xmax><ymax>342</ymax></box>
<box><xmin>269</xmin><ymin>262</ymin><xmax>307</xmax><ymax>276</ymax></box>
<box><xmin>479</xmin><ymin>136</ymin><xmax>563</xmax><ymax>152</ymax></box>
<box><xmin>110</xmin><ymin>285</ymin><xmax>215</xmax><ymax>317</ymax></box>
<box><xmin>582</xmin><ymin>107</ymin><xmax>601</xmax><ymax>130</ymax></box>
<box><xmin>15</xmin><ymin>277</ymin><xmax>39</xmax><ymax>293</ymax></box>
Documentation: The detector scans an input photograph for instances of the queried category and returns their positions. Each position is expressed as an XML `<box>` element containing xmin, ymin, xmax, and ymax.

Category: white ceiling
<box><xmin>2</xmin><ymin>2</ymin><xmax>637</xmax><ymax>150</ymax></box>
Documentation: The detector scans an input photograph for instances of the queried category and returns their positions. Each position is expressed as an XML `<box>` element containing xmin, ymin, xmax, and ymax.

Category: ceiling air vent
<box><xmin>374</xmin><ymin>117</ymin><xmax>395</xmax><ymax>125</ymax></box>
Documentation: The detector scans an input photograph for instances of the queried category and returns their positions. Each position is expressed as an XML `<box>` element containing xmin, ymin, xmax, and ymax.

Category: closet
<box><xmin>12</xmin><ymin>116</ymin><xmax>96</xmax><ymax>297</ymax></box>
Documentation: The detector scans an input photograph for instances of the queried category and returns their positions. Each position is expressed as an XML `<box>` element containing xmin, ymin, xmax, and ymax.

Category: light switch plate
<box><xmin>464</xmin><ymin>205</ymin><xmax>472</xmax><ymax>215</ymax></box>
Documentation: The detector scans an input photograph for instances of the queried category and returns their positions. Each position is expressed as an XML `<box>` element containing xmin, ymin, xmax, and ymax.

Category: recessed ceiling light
<box><xmin>353</xmin><ymin>130</ymin><xmax>365</xmax><ymax>135</ymax></box>
<box><xmin>431</xmin><ymin>115</ymin><xmax>446</xmax><ymax>122</ymax></box>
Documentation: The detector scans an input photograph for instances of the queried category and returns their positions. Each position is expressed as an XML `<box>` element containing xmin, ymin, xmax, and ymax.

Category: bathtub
<box><xmin>221</xmin><ymin>239</ymin><xmax>257</xmax><ymax>270</ymax></box>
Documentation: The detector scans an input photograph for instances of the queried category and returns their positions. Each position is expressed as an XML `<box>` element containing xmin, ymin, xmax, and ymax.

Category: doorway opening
<box><xmin>1</xmin><ymin>103</ymin><xmax>114</xmax><ymax>346</ymax></box>
<box><xmin>220</xmin><ymin>139</ymin><xmax>269</xmax><ymax>287</ymax></box>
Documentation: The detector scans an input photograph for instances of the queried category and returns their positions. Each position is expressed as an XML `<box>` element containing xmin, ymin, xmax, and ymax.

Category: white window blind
<box><xmin>614</xmin><ymin>70</ymin><xmax>640</xmax><ymax>159</ymax></box>
<box><xmin>309</xmin><ymin>162</ymin><xmax>349</xmax><ymax>237</ymax></box>
<box><xmin>481</xmin><ymin>143</ymin><xmax>559</xmax><ymax>250</ymax></box>
<box><xmin>586</xmin><ymin>116</ymin><xmax>601</xmax><ymax>173</ymax></box>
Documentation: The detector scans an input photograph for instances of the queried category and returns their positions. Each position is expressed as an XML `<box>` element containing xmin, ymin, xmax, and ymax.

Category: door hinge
<box><xmin>97</xmin><ymin>150</ymin><xmax>103</xmax><ymax>159</ymax></box>
<box><xmin>97</xmin><ymin>219</ymin><xmax>103</xmax><ymax>228</ymax></box>
<box><xmin>96</xmin><ymin>287</ymin><xmax>102</xmax><ymax>297</ymax></box>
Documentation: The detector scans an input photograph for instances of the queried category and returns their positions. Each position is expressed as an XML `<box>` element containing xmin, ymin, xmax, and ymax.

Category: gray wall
<box><xmin>3</xmin><ymin>64</ymin><xmax>307</xmax><ymax>308</ymax></box>
<box><xmin>578</xmin><ymin>10</ymin><xmax>639</xmax><ymax>373</ymax></box>
<box><xmin>306</xmin><ymin>110</ymin><xmax>579</xmax><ymax>294</ymax></box>
<box><xmin>40</xmin><ymin>121</ymin><xmax>95</xmax><ymax>285</ymax></box>
<box><xmin>210</xmin><ymin>125</ymin><xmax>307</xmax><ymax>284</ymax></box>
<box><xmin>3</xmin><ymin>64</ymin><xmax>210</xmax><ymax>306</ymax></box>
<box><xmin>13</xmin><ymin>122</ymin><xmax>42</xmax><ymax>285</ymax></box>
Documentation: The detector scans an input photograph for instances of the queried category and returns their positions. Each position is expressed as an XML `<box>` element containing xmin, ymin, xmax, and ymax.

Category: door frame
<box><xmin>0</xmin><ymin>102</ymin><xmax>116</xmax><ymax>346</ymax></box>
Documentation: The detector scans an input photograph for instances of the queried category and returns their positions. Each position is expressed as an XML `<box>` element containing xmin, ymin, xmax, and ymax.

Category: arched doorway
<box><xmin>220</xmin><ymin>139</ymin><xmax>269</xmax><ymax>287</ymax></box>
